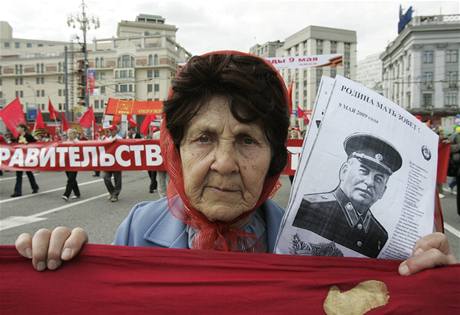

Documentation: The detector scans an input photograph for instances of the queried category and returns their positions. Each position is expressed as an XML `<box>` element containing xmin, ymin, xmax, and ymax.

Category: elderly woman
<box><xmin>15</xmin><ymin>51</ymin><xmax>456</xmax><ymax>274</ymax></box>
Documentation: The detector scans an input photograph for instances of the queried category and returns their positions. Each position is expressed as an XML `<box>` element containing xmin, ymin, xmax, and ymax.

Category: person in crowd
<box><xmin>10</xmin><ymin>124</ymin><xmax>39</xmax><ymax>197</ymax></box>
<box><xmin>449</xmin><ymin>126</ymin><xmax>460</xmax><ymax>215</ymax></box>
<box><xmin>103</xmin><ymin>125</ymin><xmax>123</xmax><ymax>202</ymax></box>
<box><xmin>61</xmin><ymin>129</ymin><xmax>81</xmax><ymax>201</ymax></box>
<box><xmin>0</xmin><ymin>132</ymin><xmax>4</xmax><ymax>176</ymax></box>
<box><xmin>288</xmin><ymin>127</ymin><xmax>302</xmax><ymax>184</ymax></box>
<box><xmin>152</xmin><ymin>126</ymin><xmax>169</xmax><ymax>197</ymax></box>
<box><xmin>15</xmin><ymin>51</ymin><xmax>456</xmax><ymax>276</ymax></box>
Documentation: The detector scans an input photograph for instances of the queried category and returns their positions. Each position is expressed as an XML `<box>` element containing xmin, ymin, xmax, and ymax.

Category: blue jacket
<box><xmin>113</xmin><ymin>198</ymin><xmax>285</xmax><ymax>253</ymax></box>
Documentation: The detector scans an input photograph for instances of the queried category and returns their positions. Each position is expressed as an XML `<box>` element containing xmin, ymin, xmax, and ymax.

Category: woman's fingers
<box><xmin>31</xmin><ymin>228</ymin><xmax>52</xmax><ymax>271</ymax></box>
<box><xmin>399</xmin><ymin>232</ymin><xmax>457</xmax><ymax>276</ymax></box>
<box><xmin>412</xmin><ymin>232</ymin><xmax>452</xmax><ymax>256</ymax></box>
<box><xmin>15</xmin><ymin>233</ymin><xmax>33</xmax><ymax>259</ymax></box>
<box><xmin>61</xmin><ymin>227</ymin><xmax>88</xmax><ymax>261</ymax></box>
<box><xmin>47</xmin><ymin>227</ymin><xmax>72</xmax><ymax>270</ymax></box>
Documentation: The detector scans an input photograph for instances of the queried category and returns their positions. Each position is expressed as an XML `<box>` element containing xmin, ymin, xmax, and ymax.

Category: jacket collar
<box><xmin>334</xmin><ymin>188</ymin><xmax>371</xmax><ymax>233</ymax></box>
<box><xmin>142</xmin><ymin>200</ymin><xmax>282</xmax><ymax>251</ymax></box>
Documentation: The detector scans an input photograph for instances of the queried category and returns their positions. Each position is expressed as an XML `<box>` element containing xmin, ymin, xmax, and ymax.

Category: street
<box><xmin>1</xmin><ymin>171</ymin><xmax>459</xmax><ymax>260</ymax></box>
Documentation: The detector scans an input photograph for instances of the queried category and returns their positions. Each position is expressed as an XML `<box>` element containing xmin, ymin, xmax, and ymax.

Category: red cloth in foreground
<box><xmin>1</xmin><ymin>244</ymin><xmax>459</xmax><ymax>315</ymax></box>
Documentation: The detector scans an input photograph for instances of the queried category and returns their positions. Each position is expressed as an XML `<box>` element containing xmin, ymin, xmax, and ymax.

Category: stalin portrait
<box><xmin>292</xmin><ymin>133</ymin><xmax>403</xmax><ymax>258</ymax></box>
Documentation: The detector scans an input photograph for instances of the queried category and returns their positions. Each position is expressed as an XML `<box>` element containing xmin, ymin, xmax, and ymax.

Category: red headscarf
<box><xmin>160</xmin><ymin>51</ymin><xmax>289</xmax><ymax>251</ymax></box>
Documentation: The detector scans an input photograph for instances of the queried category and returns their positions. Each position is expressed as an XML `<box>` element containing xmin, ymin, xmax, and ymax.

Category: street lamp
<box><xmin>67</xmin><ymin>0</ymin><xmax>99</xmax><ymax>108</ymax></box>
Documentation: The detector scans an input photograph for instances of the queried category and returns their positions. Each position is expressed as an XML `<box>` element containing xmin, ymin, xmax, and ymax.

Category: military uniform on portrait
<box><xmin>292</xmin><ymin>188</ymin><xmax>388</xmax><ymax>258</ymax></box>
<box><xmin>291</xmin><ymin>133</ymin><xmax>402</xmax><ymax>258</ymax></box>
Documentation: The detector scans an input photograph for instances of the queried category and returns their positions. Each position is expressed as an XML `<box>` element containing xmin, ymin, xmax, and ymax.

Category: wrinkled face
<box><xmin>180</xmin><ymin>96</ymin><xmax>272</xmax><ymax>222</ymax></box>
<box><xmin>339</xmin><ymin>158</ymin><xmax>389</xmax><ymax>211</ymax></box>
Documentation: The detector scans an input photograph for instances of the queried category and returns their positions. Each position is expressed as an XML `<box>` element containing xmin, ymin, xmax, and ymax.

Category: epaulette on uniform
<box><xmin>302</xmin><ymin>192</ymin><xmax>335</xmax><ymax>204</ymax></box>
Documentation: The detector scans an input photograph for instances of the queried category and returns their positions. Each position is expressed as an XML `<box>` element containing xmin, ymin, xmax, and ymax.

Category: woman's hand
<box><xmin>398</xmin><ymin>232</ymin><xmax>457</xmax><ymax>276</ymax></box>
<box><xmin>15</xmin><ymin>227</ymin><xmax>88</xmax><ymax>271</ymax></box>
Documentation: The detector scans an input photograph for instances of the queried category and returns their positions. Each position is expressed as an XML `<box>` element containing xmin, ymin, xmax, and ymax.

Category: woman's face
<box><xmin>180</xmin><ymin>96</ymin><xmax>272</xmax><ymax>222</ymax></box>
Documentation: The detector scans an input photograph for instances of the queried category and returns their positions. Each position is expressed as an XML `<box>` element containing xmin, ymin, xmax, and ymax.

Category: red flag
<box><xmin>34</xmin><ymin>109</ymin><xmax>46</xmax><ymax>130</ymax></box>
<box><xmin>287</xmin><ymin>81</ymin><xmax>294</xmax><ymax>114</ymax></box>
<box><xmin>140</xmin><ymin>115</ymin><xmax>156</xmax><ymax>136</ymax></box>
<box><xmin>61</xmin><ymin>112</ymin><xmax>69</xmax><ymax>132</ymax></box>
<box><xmin>48</xmin><ymin>99</ymin><xmax>58</xmax><ymax>120</ymax></box>
<box><xmin>297</xmin><ymin>106</ymin><xmax>305</xmax><ymax>119</ymax></box>
<box><xmin>0</xmin><ymin>98</ymin><xmax>26</xmax><ymax>138</ymax></box>
<box><xmin>127</xmin><ymin>115</ymin><xmax>137</xmax><ymax>128</ymax></box>
<box><xmin>112</xmin><ymin>114</ymin><xmax>121</xmax><ymax>126</ymax></box>
<box><xmin>304</xmin><ymin>114</ymin><xmax>310</xmax><ymax>125</ymax></box>
<box><xmin>79</xmin><ymin>107</ymin><xmax>95</xmax><ymax>128</ymax></box>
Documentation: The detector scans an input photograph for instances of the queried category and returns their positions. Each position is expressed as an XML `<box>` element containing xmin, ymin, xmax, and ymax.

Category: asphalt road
<box><xmin>1</xmin><ymin>171</ymin><xmax>459</xmax><ymax>260</ymax></box>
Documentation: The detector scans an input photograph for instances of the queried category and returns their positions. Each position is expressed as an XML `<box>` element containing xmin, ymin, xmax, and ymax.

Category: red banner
<box><xmin>0</xmin><ymin>139</ymin><xmax>303</xmax><ymax>174</ymax></box>
<box><xmin>1</xmin><ymin>244</ymin><xmax>459</xmax><ymax>314</ymax></box>
<box><xmin>105</xmin><ymin>98</ymin><xmax>163</xmax><ymax>116</ymax></box>
<box><xmin>0</xmin><ymin>139</ymin><xmax>164</xmax><ymax>172</ymax></box>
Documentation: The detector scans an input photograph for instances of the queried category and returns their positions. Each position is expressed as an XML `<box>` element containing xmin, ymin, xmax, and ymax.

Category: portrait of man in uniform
<box><xmin>292</xmin><ymin>133</ymin><xmax>403</xmax><ymax>258</ymax></box>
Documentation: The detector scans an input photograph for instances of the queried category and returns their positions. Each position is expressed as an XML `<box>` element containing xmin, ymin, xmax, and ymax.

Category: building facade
<box><xmin>357</xmin><ymin>52</ymin><xmax>383</xmax><ymax>94</ymax></box>
<box><xmin>0</xmin><ymin>14</ymin><xmax>191</xmax><ymax>124</ymax></box>
<box><xmin>380</xmin><ymin>14</ymin><xmax>460</xmax><ymax>122</ymax></box>
<box><xmin>251</xmin><ymin>26</ymin><xmax>357</xmax><ymax>131</ymax></box>
<box><xmin>249</xmin><ymin>40</ymin><xmax>284</xmax><ymax>58</ymax></box>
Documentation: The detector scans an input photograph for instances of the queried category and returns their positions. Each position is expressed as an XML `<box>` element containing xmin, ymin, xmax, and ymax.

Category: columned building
<box><xmin>0</xmin><ymin>14</ymin><xmax>191</xmax><ymax>124</ymax></box>
<box><xmin>380</xmin><ymin>14</ymin><xmax>460</xmax><ymax>124</ymax></box>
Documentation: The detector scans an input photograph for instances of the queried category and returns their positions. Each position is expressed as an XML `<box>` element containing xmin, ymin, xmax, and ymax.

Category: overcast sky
<box><xmin>1</xmin><ymin>0</ymin><xmax>458</xmax><ymax>60</ymax></box>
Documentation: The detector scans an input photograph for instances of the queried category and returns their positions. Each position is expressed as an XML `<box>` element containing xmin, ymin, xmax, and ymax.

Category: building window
<box><xmin>422</xmin><ymin>72</ymin><xmax>433</xmax><ymax>83</ymax></box>
<box><xmin>100</xmin><ymin>57</ymin><xmax>104</xmax><ymax>67</ymax></box>
<box><xmin>20</xmin><ymin>91</ymin><xmax>24</xmax><ymax>97</ymax></box>
<box><xmin>119</xmin><ymin>84</ymin><xmax>128</xmax><ymax>93</ymax></box>
<box><xmin>41</xmin><ymin>77</ymin><xmax>44</xmax><ymax>84</ymax></box>
<box><xmin>330</xmin><ymin>41</ymin><xmax>337</xmax><ymax>54</ymax></box>
<box><xmin>36</xmin><ymin>90</ymin><xmax>40</xmax><ymax>97</ymax></box>
<box><xmin>58</xmin><ymin>103</ymin><xmax>62</xmax><ymax>111</ymax></box>
<box><xmin>15</xmin><ymin>42</ymin><xmax>20</xmax><ymax>48</ymax></box>
<box><xmin>147</xmin><ymin>70</ymin><xmax>153</xmax><ymax>78</ymax></box>
<box><xmin>118</xmin><ymin>55</ymin><xmax>134</xmax><ymax>68</ymax></box>
<box><xmin>422</xmin><ymin>93</ymin><xmax>432</xmax><ymax>107</ymax></box>
<box><xmin>445</xmin><ymin>93</ymin><xmax>458</xmax><ymax>106</ymax></box>
<box><xmin>95</xmin><ymin>57</ymin><xmax>99</xmax><ymax>68</ymax></box>
<box><xmin>423</xmin><ymin>51</ymin><xmax>433</xmax><ymax>64</ymax></box>
<box><xmin>316</xmin><ymin>69</ymin><xmax>323</xmax><ymax>86</ymax></box>
<box><xmin>0</xmin><ymin>79</ymin><xmax>2</xmax><ymax>85</ymax></box>
<box><xmin>446</xmin><ymin>50</ymin><xmax>458</xmax><ymax>63</ymax></box>
<box><xmin>154</xmin><ymin>84</ymin><xmax>159</xmax><ymax>92</ymax></box>
<box><xmin>331</xmin><ymin>68</ymin><xmax>337</xmax><ymax>78</ymax></box>
<box><xmin>58</xmin><ymin>89</ymin><xmax>62</xmax><ymax>97</ymax></box>
<box><xmin>0</xmin><ymin>91</ymin><xmax>2</xmax><ymax>98</ymax></box>
<box><xmin>316</xmin><ymin>39</ymin><xmax>323</xmax><ymax>54</ymax></box>
<box><xmin>27</xmin><ymin>43</ymin><xmax>32</xmax><ymax>48</ymax></box>
<box><xmin>447</xmin><ymin>71</ymin><xmax>458</xmax><ymax>88</ymax></box>
<box><xmin>154</xmin><ymin>70</ymin><xmax>159</xmax><ymax>78</ymax></box>
<box><xmin>148</xmin><ymin>54</ymin><xmax>153</xmax><ymax>65</ymax></box>
<box><xmin>41</xmin><ymin>90</ymin><xmax>45</xmax><ymax>97</ymax></box>
<box><xmin>100</xmin><ymin>86</ymin><xmax>105</xmax><ymax>94</ymax></box>
<box><xmin>4</xmin><ymin>42</ymin><xmax>10</xmax><ymax>48</ymax></box>
<box><xmin>147</xmin><ymin>84</ymin><xmax>153</xmax><ymax>92</ymax></box>
<box><xmin>153</xmin><ymin>54</ymin><xmax>158</xmax><ymax>65</ymax></box>
<box><xmin>94</xmin><ymin>100</ymin><xmax>99</xmax><ymax>109</ymax></box>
